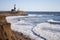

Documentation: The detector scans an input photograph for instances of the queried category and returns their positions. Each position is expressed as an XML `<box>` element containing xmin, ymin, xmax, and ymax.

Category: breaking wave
<box><xmin>28</xmin><ymin>14</ymin><xmax>43</xmax><ymax>16</ymax></box>
<box><xmin>47</xmin><ymin>19</ymin><xmax>60</xmax><ymax>24</ymax></box>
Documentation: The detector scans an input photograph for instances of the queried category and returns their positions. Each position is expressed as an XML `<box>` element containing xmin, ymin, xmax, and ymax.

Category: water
<box><xmin>6</xmin><ymin>12</ymin><xmax>60</xmax><ymax>40</ymax></box>
<box><xmin>25</xmin><ymin>12</ymin><xmax>60</xmax><ymax>25</ymax></box>
<box><xmin>26</xmin><ymin>12</ymin><xmax>60</xmax><ymax>15</ymax></box>
<box><xmin>6</xmin><ymin>12</ymin><xmax>60</xmax><ymax>25</ymax></box>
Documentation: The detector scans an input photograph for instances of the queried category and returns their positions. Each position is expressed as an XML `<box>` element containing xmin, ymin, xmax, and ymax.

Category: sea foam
<box><xmin>33</xmin><ymin>23</ymin><xmax>60</xmax><ymax>40</ymax></box>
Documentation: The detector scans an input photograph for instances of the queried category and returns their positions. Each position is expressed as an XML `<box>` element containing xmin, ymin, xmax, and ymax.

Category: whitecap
<box><xmin>28</xmin><ymin>14</ymin><xmax>43</xmax><ymax>16</ymax></box>
<box><xmin>48</xmin><ymin>19</ymin><xmax>60</xmax><ymax>24</ymax></box>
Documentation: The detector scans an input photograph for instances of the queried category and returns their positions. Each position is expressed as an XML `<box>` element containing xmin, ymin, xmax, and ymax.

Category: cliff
<box><xmin>0</xmin><ymin>16</ymin><xmax>17</xmax><ymax>40</ymax></box>
<box><xmin>0</xmin><ymin>12</ymin><xmax>32</xmax><ymax>40</ymax></box>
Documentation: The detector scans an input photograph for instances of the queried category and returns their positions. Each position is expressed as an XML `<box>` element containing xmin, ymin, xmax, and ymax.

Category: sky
<box><xmin>0</xmin><ymin>0</ymin><xmax>60</xmax><ymax>11</ymax></box>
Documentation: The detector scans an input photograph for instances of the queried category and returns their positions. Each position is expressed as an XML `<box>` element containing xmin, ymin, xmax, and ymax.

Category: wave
<box><xmin>14</xmin><ymin>20</ymin><xmax>34</xmax><ymax>26</ymax></box>
<box><xmin>28</xmin><ymin>14</ymin><xmax>54</xmax><ymax>17</ymax></box>
<box><xmin>47</xmin><ymin>19</ymin><xmax>60</xmax><ymax>24</ymax></box>
<box><xmin>6</xmin><ymin>16</ymin><xmax>27</xmax><ymax>23</ymax></box>
<box><xmin>28</xmin><ymin>14</ymin><xmax>43</xmax><ymax>16</ymax></box>
<box><xmin>6</xmin><ymin>16</ymin><xmax>20</xmax><ymax>23</ymax></box>
<box><xmin>6</xmin><ymin>15</ymin><xmax>43</xmax><ymax>25</ymax></box>
<box><xmin>33</xmin><ymin>23</ymin><xmax>60</xmax><ymax>40</ymax></box>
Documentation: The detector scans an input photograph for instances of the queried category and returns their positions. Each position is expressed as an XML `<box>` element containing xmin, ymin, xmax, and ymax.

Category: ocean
<box><xmin>26</xmin><ymin>12</ymin><xmax>60</xmax><ymax>15</ymax></box>
<box><xmin>25</xmin><ymin>12</ymin><xmax>60</xmax><ymax>24</ymax></box>
<box><xmin>6</xmin><ymin>12</ymin><xmax>60</xmax><ymax>40</ymax></box>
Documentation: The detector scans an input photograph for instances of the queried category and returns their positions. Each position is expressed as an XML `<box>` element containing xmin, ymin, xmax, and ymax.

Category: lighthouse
<box><xmin>11</xmin><ymin>4</ymin><xmax>16</xmax><ymax>11</ymax></box>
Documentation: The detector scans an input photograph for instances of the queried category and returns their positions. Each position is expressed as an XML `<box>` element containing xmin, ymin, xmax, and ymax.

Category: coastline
<box><xmin>0</xmin><ymin>11</ymin><xmax>29</xmax><ymax>40</ymax></box>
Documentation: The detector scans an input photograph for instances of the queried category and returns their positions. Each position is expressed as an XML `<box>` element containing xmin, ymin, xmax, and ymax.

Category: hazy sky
<box><xmin>0</xmin><ymin>0</ymin><xmax>60</xmax><ymax>11</ymax></box>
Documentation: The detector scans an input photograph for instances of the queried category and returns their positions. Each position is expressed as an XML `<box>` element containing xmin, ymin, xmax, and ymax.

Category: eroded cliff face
<box><xmin>0</xmin><ymin>23</ymin><xmax>17</xmax><ymax>40</ymax></box>
<box><xmin>0</xmin><ymin>16</ymin><xmax>17</xmax><ymax>40</ymax></box>
<box><xmin>0</xmin><ymin>13</ymin><xmax>32</xmax><ymax>40</ymax></box>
